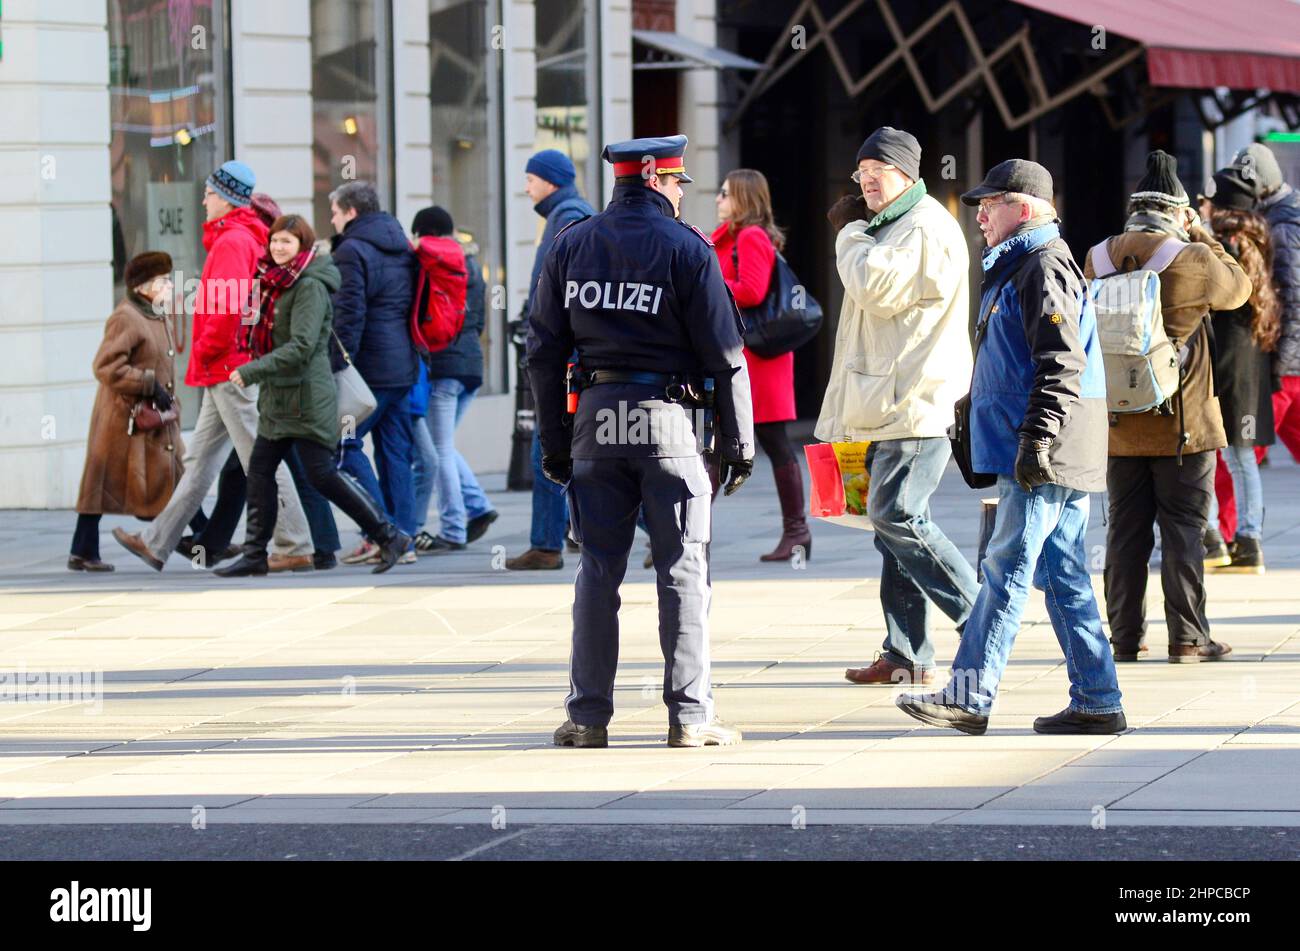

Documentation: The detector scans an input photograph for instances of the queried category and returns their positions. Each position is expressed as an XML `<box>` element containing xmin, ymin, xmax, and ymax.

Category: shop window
<box><xmin>535</xmin><ymin>0</ymin><xmax>599</xmax><ymax>201</ymax></box>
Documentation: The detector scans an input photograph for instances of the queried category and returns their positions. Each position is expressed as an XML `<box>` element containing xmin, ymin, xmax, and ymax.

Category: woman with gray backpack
<box><xmin>1084</xmin><ymin>151</ymin><xmax>1250</xmax><ymax>664</ymax></box>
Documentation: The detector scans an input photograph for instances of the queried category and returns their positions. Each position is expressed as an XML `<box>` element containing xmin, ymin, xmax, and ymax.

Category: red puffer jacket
<box><xmin>187</xmin><ymin>206</ymin><xmax>270</xmax><ymax>387</ymax></box>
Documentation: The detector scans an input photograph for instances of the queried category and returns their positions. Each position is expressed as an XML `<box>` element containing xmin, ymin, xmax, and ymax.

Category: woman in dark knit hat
<box><xmin>70</xmin><ymin>252</ymin><xmax>184</xmax><ymax>570</ymax></box>
<box><xmin>1206</xmin><ymin>167</ymin><xmax>1281</xmax><ymax>574</ymax></box>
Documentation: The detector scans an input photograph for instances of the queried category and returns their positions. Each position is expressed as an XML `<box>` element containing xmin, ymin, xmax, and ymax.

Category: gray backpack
<box><xmin>1087</xmin><ymin>236</ymin><xmax>1187</xmax><ymax>414</ymax></box>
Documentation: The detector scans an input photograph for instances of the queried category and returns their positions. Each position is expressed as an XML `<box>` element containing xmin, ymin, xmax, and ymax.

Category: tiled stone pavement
<box><xmin>1</xmin><ymin>444</ymin><xmax>1298</xmax><ymax>828</ymax></box>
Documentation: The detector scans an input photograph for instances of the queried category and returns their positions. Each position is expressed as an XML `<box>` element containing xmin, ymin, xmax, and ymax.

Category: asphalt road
<box><xmin>2</xmin><ymin>823</ymin><xmax>1297</xmax><ymax>861</ymax></box>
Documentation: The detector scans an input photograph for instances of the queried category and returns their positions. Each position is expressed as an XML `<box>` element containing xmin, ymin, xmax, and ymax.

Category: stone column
<box><xmin>0</xmin><ymin>0</ymin><xmax>112</xmax><ymax>508</ymax></box>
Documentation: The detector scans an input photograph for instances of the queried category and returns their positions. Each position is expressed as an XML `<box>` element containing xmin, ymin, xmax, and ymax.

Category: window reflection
<box><xmin>535</xmin><ymin>0</ymin><xmax>592</xmax><ymax>198</ymax></box>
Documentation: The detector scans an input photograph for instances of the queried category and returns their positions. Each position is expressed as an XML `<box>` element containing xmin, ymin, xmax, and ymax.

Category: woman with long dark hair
<box><xmin>1206</xmin><ymin>167</ymin><xmax>1281</xmax><ymax>574</ymax></box>
<box><xmin>711</xmin><ymin>168</ymin><xmax>811</xmax><ymax>561</ymax></box>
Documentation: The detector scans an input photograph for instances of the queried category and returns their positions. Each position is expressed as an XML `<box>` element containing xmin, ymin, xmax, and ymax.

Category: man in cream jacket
<box><xmin>820</xmin><ymin>126</ymin><xmax>979</xmax><ymax>686</ymax></box>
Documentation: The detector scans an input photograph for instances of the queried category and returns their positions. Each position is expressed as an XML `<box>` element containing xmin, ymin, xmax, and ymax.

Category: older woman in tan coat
<box><xmin>69</xmin><ymin>252</ymin><xmax>184</xmax><ymax>570</ymax></box>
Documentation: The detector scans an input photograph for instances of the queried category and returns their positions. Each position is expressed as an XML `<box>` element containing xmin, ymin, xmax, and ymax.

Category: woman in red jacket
<box><xmin>712</xmin><ymin>169</ymin><xmax>810</xmax><ymax>561</ymax></box>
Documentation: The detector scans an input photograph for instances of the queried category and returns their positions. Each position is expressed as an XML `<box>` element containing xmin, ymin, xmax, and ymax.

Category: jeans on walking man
<box><xmin>897</xmin><ymin>159</ymin><xmax>1125</xmax><ymax>736</ymax></box>
<box><xmin>818</xmin><ymin>127</ymin><xmax>980</xmax><ymax>685</ymax></box>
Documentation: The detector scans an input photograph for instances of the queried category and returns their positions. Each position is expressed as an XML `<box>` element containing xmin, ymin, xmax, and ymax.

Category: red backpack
<box><xmin>410</xmin><ymin>235</ymin><xmax>468</xmax><ymax>354</ymax></box>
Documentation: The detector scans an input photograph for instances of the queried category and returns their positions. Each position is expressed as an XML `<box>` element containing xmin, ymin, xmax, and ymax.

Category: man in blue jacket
<box><xmin>897</xmin><ymin>160</ymin><xmax>1126</xmax><ymax>736</ymax></box>
<box><xmin>328</xmin><ymin>181</ymin><xmax>420</xmax><ymax>563</ymax></box>
<box><xmin>507</xmin><ymin>150</ymin><xmax>596</xmax><ymax>571</ymax></box>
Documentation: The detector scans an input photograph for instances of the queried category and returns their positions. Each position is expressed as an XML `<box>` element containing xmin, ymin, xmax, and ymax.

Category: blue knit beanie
<box><xmin>206</xmin><ymin>160</ymin><xmax>256</xmax><ymax>208</ymax></box>
<box><xmin>526</xmin><ymin>149</ymin><xmax>576</xmax><ymax>188</ymax></box>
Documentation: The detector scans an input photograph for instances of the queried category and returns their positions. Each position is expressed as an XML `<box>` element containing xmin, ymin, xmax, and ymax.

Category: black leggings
<box><xmin>245</xmin><ymin>436</ymin><xmax>386</xmax><ymax>552</ymax></box>
<box><xmin>755</xmin><ymin>421</ymin><xmax>797</xmax><ymax>468</ymax></box>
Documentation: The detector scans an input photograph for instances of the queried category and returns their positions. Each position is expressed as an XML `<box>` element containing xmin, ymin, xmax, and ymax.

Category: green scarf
<box><xmin>864</xmin><ymin>179</ymin><xmax>927</xmax><ymax>235</ymax></box>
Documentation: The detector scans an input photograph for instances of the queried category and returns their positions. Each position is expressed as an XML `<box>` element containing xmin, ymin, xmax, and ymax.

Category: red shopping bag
<box><xmin>804</xmin><ymin>441</ymin><xmax>873</xmax><ymax>530</ymax></box>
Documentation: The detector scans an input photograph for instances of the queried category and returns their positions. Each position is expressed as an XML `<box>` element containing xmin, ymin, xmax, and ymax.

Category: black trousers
<box><xmin>245</xmin><ymin>436</ymin><xmax>386</xmax><ymax>554</ymax></box>
<box><xmin>71</xmin><ymin>513</ymin><xmax>102</xmax><ymax>560</ymax></box>
<box><xmin>188</xmin><ymin>448</ymin><xmax>246</xmax><ymax>546</ymax></box>
<box><xmin>1104</xmin><ymin>451</ymin><xmax>1215</xmax><ymax>649</ymax></box>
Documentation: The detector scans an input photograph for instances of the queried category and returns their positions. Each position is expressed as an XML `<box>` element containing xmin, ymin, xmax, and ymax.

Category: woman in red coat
<box><xmin>712</xmin><ymin>169</ymin><xmax>811</xmax><ymax>561</ymax></box>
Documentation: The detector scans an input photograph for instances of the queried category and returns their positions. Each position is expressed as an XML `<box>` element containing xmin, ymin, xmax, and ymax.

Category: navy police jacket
<box><xmin>526</xmin><ymin>184</ymin><xmax>755</xmax><ymax>461</ymax></box>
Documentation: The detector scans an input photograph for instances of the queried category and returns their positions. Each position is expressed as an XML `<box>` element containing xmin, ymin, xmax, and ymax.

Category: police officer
<box><xmin>527</xmin><ymin>134</ymin><xmax>756</xmax><ymax>748</ymax></box>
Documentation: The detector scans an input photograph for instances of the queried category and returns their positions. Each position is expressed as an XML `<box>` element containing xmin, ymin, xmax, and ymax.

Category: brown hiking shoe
<box><xmin>505</xmin><ymin>548</ymin><xmax>563</xmax><ymax>570</ymax></box>
<box><xmin>845</xmin><ymin>654</ymin><xmax>935</xmax><ymax>686</ymax></box>
<box><xmin>268</xmin><ymin>553</ymin><xmax>314</xmax><ymax>573</ymax></box>
<box><xmin>1168</xmin><ymin>640</ymin><xmax>1233</xmax><ymax>664</ymax></box>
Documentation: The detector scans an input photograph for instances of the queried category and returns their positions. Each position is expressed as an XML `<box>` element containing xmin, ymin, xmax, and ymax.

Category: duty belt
<box><xmin>580</xmin><ymin>369</ymin><xmax>708</xmax><ymax>405</ymax></box>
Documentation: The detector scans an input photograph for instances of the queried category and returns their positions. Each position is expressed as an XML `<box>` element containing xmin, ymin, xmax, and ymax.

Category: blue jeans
<box><xmin>411</xmin><ymin>412</ymin><xmax>437</xmax><ymax>533</ymax></box>
<box><xmin>1208</xmin><ymin>446</ymin><xmax>1264</xmax><ymax>539</ymax></box>
<box><xmin>425</xmin><ymin>378</ymin><xmax>493</xmax><ymax>543</ymax></box>
<box><xmin>947</xmin><ymin>477</ymin><xmax>1123</xmax><ymax>717</ymax></box>
<box><xmin>867</xmin><ymin>438</ymin><xmax>980</xmax><ymax>670</ymax></box>
<box><xmin>339</xmin><ymin>385</ymin><xmax>417</xmax><ymax>538</ymax></box>
<box><xmin>530</xmin><ymin>430</ymin><xmax>568</xmax><ymax>550</ymax></box>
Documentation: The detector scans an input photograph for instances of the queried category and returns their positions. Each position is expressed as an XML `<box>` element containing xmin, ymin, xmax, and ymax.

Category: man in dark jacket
<box><xmin>897</xmin><ymin>160</ymin><xmax>1126</xmax><ymax>736</ymax></box>
<box><xmin>329</xmin><ymin>182</ymin><xmax>420</xmax><ymax>562</ymax></box>
<box><xmin>508</xmin><ymin>150</ymin><xmax>596</xmax><ymax>571</ymax></box>
<box><xmin>1233</xmin><ymin>144</ymin><xmax>1300</xmax><ymax>461</ymax></box>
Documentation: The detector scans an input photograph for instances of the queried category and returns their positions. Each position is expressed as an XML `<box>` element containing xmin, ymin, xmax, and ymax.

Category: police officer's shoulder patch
<box><xmin>679</xmin><ymin>221</ymin><xmax>715</xmax><ymax>247</ymax></box>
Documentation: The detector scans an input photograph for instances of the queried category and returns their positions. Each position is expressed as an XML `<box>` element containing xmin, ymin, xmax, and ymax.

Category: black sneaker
<box><xmin>895</xmin><ymin>693</ymin><xmax>988</xmax><ymax>735</ymax></box>
<box><xmin>1033</xmin><ymin>707</ymin><xmax>1128</xmax><ymax>735</ymax></box>
<box><xmin>413</xmin><ymin>531</ymin><xmax>438</xmax><ymax>553</ymax></box>
<box><xmin>424</xmin><ymin>536</ymin><xmax>467</xmax><ymax>553</ymax></box>
<box><xmin>667</xmin><ymin>718</ymin><xmax>742</xmax><ymax>747</ymax></box>
<box><xmin>313</xmin><ymin>551</ymin><xmax>338</xmax><ymax>571</ymax></box>
<box><xmin>553</xmin><ymin>720</ymin><xmax>608</xmax><ymax>748</ymax></box>
<box><xmin>1218</xmin><ymin>536</ymin><xmax>1264</xmax><ymax>574</ymax></box>
<box><xmin>466</xmin><ymin>510</ymin><xmax>499</xmax><ymax>544</ymax></box>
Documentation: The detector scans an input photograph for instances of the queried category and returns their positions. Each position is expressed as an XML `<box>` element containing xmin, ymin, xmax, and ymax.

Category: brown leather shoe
<box><xmin>845</xmin><ymin>655</ymin><xmax>935</xmax><ymax>686</ymax></box>
<box><xmin>112</xmin><ymin>528</ymin><xmax>164</xmax><ymax>571</ymax></box>
<box><xmin>268</xmin><ymin>553</ymin><xmax>314</xmax><ymax>573</ymax></box>
<box><xmin>67</xmin><ymin>555</ymin><xmax>114</xmax><ymax>572</ymax></box>
<box><xmin>1168</xmin><ymin>640</ymin><xmax>1232</xmax><ymax>664</ymax></box>
<box><xmin>505</xmin><ymin>548</ymin><xmax>563</xmax><ymax>570</ymax></box>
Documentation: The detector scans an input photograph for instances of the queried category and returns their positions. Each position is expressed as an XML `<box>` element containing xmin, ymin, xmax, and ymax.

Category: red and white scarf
<box><xmin>244</xmin><ymin>246</ymin><xmax>316</xmax><ymax>357</ymax></box>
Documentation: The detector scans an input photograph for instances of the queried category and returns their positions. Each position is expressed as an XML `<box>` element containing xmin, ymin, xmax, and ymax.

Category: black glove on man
<box><xmin>718</xmin><ymin>456</ymin><xmax>753</xmax><ymax>496</ymax></box>
<box><xmin>152</xmin><ymin>380</ymin><xmax>173</xmax><ymax>411</ymax></box>
<box><xmin>827</xmin><ymin>195</ymin><xmax>868</xmax><ymax>232</ymax></box>
<box><xmin>541</xmin><ymin>452</ymin><xmax>572</xmax><ymax>486</ymax></box>
<box><xmin>1014</xmin><ymin>436</ymin><xmax>1056</xmax><ymax>492</ymax></box>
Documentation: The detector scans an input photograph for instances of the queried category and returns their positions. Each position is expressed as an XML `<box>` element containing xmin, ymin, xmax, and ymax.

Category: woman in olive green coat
<box><xmin>217</xmin><ymin>215</ymin><xmax>411</xmax><ymax>576</ymax></box>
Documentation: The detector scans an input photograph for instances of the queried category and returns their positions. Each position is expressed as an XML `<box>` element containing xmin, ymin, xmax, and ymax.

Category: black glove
<box><xmin>827</xmin><ymin>195</ymin><xmax>868</xmax><ymax>232</ymax></box>
<box><xmin>718</xmin><ymin>456</ymin><xmax>754</xmax><ymax>497</ymax></box>
<box><xmin>1014</xmin><ymin>436</ymin><xmax>1056</xmax><ymax>491</ymax></box>
<box><xmin>152</xmin><ymin>380</ymin><xmax>173</xmax><ymax>411</ymax></box>
<box><xmin>541</xmin><ymin>452</ymin><xmax>572</xmax><ymax>486</ymax></box>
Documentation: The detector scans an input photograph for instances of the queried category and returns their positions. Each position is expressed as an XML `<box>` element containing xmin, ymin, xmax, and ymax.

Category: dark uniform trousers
<box><xmin>566</xmin><ymin>454</ymin><xmax>714</xmax><ymax>727</ymax></box>
<box><xmin>1104</xmin><ymin>450</ymin><xmax>1216</xmax><ymax>650</ymax></box>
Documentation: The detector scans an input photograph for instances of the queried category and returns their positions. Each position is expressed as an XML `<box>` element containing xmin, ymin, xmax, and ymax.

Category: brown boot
<box><xmin>505</xmin><ymin>548</ymin><xmax>563</xmax><ymax>570</ymax></box>
<box><xmin>760</xmin><ymin>461</ymin><xmax>812</xmax><ymax>562</ymax></box>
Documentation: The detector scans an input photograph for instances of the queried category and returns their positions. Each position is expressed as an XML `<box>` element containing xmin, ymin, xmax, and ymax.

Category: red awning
<box><xmin>1011</xmin><ymin>0</ymin><xmax>1300</xmax><ymax>94</ymax></box>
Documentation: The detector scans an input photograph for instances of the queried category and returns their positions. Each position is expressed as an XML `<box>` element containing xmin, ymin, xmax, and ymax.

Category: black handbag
<box><xmin>948</xmin><ymin>299</ymin><xmax>997</xmax><ymax>490</ymax></box>
<box><xmin>732</xmin><ymin>244</ymin><xmax>823</xmax><ymax>358</ymax></box>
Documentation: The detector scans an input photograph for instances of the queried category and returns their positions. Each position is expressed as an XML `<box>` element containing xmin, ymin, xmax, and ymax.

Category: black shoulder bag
<box><xmin>731</xmin><ymin>243</ymin><xmax>824</xmax><ymax>358</ymax></box>
<box><xmin>949</xmin><ymin>294</ymin><xmax>998</xmax><ymax>490</ymax></box>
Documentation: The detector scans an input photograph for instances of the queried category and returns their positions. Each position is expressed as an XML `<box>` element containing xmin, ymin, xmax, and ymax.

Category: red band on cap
<box><xmin>612</xmin><ymin>156</ymin><xmax>685</xmax><ymax>177</ymax></box>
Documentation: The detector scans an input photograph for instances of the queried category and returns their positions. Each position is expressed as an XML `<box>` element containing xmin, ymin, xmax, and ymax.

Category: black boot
<box><xmin>216</xmin><ymin>465</ymin><xmax>275</xmax><ymax>578</ymax></box>
<box><xmin>1220</xmin><ymin>536</ymin><xmax>1264</xmax><ymax>574</ymax></box>
<box><xmin>373</xmin><ymin>524</ymin><xmax>413</xmax><ymax>574</ymax></box>
<box><xmin>322</xmin><ymin>469</ymin><xmax>410</xmax><ymax>574</ymax></box>
<box><xmin>761</xmin><ymin>461</ymin><xmax>812</xmax><ymax>562</ymax></box>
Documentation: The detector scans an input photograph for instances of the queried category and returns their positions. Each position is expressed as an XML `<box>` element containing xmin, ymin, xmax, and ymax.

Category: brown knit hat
<box><xmin>124</xmin><ymin>251</ymin><xmax>173</xmax><ymax>290</ymax></box>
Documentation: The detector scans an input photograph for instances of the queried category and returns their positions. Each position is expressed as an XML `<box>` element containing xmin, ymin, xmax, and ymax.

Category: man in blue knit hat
<box><xmin>508</xmin><ymin>149</ymin><xmax>595</xmax><ymax>571</ymax></box>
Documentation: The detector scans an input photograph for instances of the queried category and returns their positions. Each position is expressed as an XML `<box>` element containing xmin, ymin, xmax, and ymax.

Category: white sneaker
<box><xmin>342</xmin><ymin>541</ymin><xmax>379</xmax><ymax>565</ymax></box>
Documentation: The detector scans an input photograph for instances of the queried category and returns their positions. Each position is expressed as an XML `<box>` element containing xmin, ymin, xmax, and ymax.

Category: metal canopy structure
<box><xmin>726</xmin><ymin>0</ymin><xmax>1300</xmax><ymax>131</ymax></box>
<box><xmin>633</xmin><ymin>30</ymin><xmax>765</xmax><ymax>72</ymax></box>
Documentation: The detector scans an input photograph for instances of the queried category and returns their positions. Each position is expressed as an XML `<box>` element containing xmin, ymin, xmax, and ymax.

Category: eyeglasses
<box><xmin>977</xmin><ymin>196</ymin><xmax>1015</xmax><ymax>213</ymax></box>
<box><xmin>851</xmin><ymin>165</ymin><xmax>896</xmax><ymax>184</ymax></box>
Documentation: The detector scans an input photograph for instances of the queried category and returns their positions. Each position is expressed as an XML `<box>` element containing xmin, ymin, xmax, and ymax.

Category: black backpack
<box><xmin>731</xmin><ymin>244</ymin><xmax>823</xmax><ymax>358</ymax></box>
